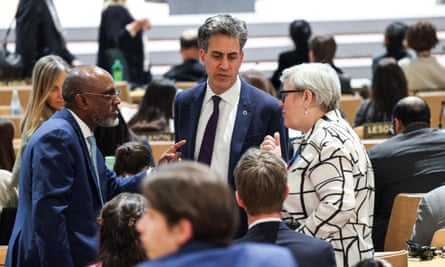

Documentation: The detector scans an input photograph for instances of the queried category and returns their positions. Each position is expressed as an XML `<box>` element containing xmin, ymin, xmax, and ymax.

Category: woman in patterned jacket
<box><xmin>261</xmin><ymin>63</ymin><xmax>375</xmax><ymax>267</ymax></box>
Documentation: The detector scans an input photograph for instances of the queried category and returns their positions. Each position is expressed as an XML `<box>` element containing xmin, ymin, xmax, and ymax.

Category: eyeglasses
<box><xmin>81</xmin><ymin>90</ymin><xmax>121</xmax><ymax>101</ymax></box>
<box><xmin>279</xmin><ymin>89</ymin><xmax>305</xmax><ymax>102</ymax></box>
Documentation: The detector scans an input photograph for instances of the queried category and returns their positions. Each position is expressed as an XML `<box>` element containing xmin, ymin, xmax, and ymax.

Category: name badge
<box><xmin>363</xmin><ymin>122</ymin><xmax>392</xmax><ymax>139</ymax></box>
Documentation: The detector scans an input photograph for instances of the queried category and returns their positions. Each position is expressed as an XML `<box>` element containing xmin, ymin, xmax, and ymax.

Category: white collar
<box><xmin>68</xmin><ymin>109</ymin><xmax>93</xmax><ymax>139</ymax></box>
<box><xmin>204</xmin><ymin>76</ymin><xmax>241</xmax><ymax>106</ymax></box>
<box><xmin>248</xmin><ymin>218</ymin><xmax>282</xmax><ymax>229</ymax></box>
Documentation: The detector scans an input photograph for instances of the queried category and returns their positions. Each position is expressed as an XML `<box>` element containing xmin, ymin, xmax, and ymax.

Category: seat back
<box><xmin>430</xmin><ymin>228</ymin><xmax>445</xmax><ymax>247</ymax></box>
<box><xmin>375</xmin><ymin>250</ymin><xmax>408</xmax><ymax>267</ymax></box>
<box><xmin>384</xmin><ymin>193</ymin><xmax>423</xmax><ymax>251</ymax></box>
<box><xmin>0</xmin><ymin>245</ymin><xmax>7</xmax><ymax>266</ymax></box>
<box><xmin>416</xmin><ymin>91</ymin><xmax>445</xmax><ymax>129</ymax></box>
<box><xmin>339</xmin><ymin>95</ymin><xmax>362</xmax><ymax>126</ymax></box>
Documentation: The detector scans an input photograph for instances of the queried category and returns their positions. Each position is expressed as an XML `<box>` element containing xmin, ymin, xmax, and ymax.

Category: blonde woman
<box><xmin>11</xmin><ymin>55</ymin><xmax>69</xmax><ymax>188</ymax></box>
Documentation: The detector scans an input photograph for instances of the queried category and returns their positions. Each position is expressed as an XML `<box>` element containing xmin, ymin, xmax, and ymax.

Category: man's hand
<box><xmin>158</xmin><ymin>139</ymin><xmax>186</xmax><ymax>165</ymax></box>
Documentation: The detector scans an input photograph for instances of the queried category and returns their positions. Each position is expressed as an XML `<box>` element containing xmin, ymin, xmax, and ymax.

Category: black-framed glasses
<box><xmin>279</xmin><ymin>89</ymin><xmax>305</xmax><ymax>102</ymax></box>
<box><xmin>81</xmin><ymin>90</ymin><xmax>121</xmax><ymax>101</ymax></box>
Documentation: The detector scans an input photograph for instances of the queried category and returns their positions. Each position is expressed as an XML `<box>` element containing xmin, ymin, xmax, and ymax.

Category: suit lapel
<box><xmin>229</xmin><ymin>81</ymin><xmax>255</xmax><ymax>176</ymax></box>
<box><xmin>58</xmin><ymin>109</ymin><xmax>104</xmax><ymax>202</ymax></box>
<box><xmin>182</xmin><ymin>84</ymin><xmax>206</xmax><ymax>159</ymax></box>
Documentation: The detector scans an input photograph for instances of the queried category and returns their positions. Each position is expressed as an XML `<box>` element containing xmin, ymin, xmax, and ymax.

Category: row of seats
<box><xmin>375</xmin><ymin>193</ymin><xmax>445</xmax><ymax>267</ymax></box>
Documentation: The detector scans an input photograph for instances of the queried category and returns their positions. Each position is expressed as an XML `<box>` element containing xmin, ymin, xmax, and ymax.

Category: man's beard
<box><xmin>93</xmin><ymin>114</ymin><xmax>119</xmax><ymax>128</ymax></box>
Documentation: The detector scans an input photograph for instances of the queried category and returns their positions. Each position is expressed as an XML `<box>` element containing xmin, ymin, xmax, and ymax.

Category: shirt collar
<box><xmin>204</xmin><ymin>76</ymin><xmax>241</xmax><ymax>106</ymax></box>
<box><xmin>248</xmin><ymin>218</ymin><xmax>282</xmax><ymax>229</ymax></box>
<box><xmin>67</xmin><ymin>108</ymin><xmax>93</xmax><ymax>139</ymax></box>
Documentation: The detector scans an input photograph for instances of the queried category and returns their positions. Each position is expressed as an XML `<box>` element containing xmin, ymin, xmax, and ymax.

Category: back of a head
<box><xmin>140</xmin><ymin>79</ymin><xmax>177</xmax><ymax>119</ymax></box>
<box><xmin>310</xmin><ymin>34</ymin><xmax>337</xmax><ymax>63</ymax></box>
<box><xmin>198</xmin><ymin>14</ymin><xmax>248</xmax><ymax>52</ymax></box>
<box><xmin>0</xmin><ymin>117</ymin><xmax>16</xmax><ymax>171</ymax></box>
<box><xmin>97</xmin><ymin>192</ymin><xmax>147</xmax><ymax>267</ymax></box>
<box><xmin>142</xmin><ymin>161</ymin><xmax>238</xmax><ymax>246</ymax></box>
<box><xmin>371</xmin><ymin>57</ymin><xmax>408</xmax><ymax>118</ymax></box>
<box><xmin>281</xmin><ymin>63</ymin><xmax>341</xmax><ymax>112</ymax></box>
<box><xmin>289</xmin><ymin>19</ymin><xmax>312</xmax><ymax>49</ymax></box>
<box><xmin>392</xmin><ymin>96</ymin><xmax>430</xmax><ymax>127</ymax></box>
<box><xmin>180</xmin><ymin>28</ymin><xmax>199</xmax><ymax>50</ymax></box>
<box><xmin>234</xmin><ymin>148</ymin><xmax>287</xmax><ymax>215</ymax></box>
<box><xmin>240</xmin><ymin>69</ymin><xmax>277</xmax><ymax>97</ymax></box>
<box><xmin>352</xmin><ymin>258</ymin><xmax>393</xmax><ymax>267</ymax></box>
<box><xmin>406</xmin><ymin>20</ymin><xmax>439</xmax><ymax>52</ymax></box>
<box><xmin>385</xmin><ymin>21</ymin><xmax>408</xmax><ymax>52</ymax></box>
<box><xmin>113</xmin><ymin>141</ymin><xmax>152</xmax><ymax>176</ymax></box>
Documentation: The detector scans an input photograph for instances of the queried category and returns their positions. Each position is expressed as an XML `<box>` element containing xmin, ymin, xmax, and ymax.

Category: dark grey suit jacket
<box><xmin>368</xmin><ymin>125</ymin><xmax>445</xmax><ymax>251</ymax></box>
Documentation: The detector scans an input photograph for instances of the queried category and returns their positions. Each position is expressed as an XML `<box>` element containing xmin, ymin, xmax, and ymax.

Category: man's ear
<box><xmin>284</xmin><ymin>185</ymin><xmax>289</xmax><ymax>200</ymax></box>
<box><xmin>75</xmin><ymin>94</ymin><xmax>89</xmax><ymax>111</ymax></box>
<box><xmin>235</xmin><ymin>191</ymin><xmax>245</xmax><ymax>208</ymax></box>
<box><xmin>394</xmin><ymin>118</ymin><xmax>404</xmax><ymax>134</ymax></box>
<box><xmin>174</xmin><ymin>219</ymin><xmax>193</xmax><ymax>245</ymax></box>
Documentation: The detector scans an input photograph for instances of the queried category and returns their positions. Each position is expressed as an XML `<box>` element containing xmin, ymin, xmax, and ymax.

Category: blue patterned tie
<box><xmin>198</xmin><ymin>95</ymin><xmax>221</xmax><ymax>165</ymax></box>
<box><xmin>87</xmin><ymin>136</ymin><xmax>104</xmax><ymax>206</ymax></box>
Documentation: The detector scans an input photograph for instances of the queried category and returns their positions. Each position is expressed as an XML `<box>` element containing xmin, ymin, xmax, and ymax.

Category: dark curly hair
<box><xmin>95</xmin><ymin>192</ymin><xmax>147</xmax><ymax>267</ymax></box>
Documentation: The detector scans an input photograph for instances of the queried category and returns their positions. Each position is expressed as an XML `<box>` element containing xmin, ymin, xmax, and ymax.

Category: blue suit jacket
<box><xmin>6</xmin><ymin>108</ymin><xmax>146</xmax><ymax>267</ymax></box>
<box><xmin>135</xmin><ymin>241</ymin><xmax>298</xmax><ymax>267</ymax></box>
<box><xmin>174</xmin><ymin>79</ymin><xmax>288</xmax><ymax>190</ymax></box>
<box><xmin>235</xmin><ymin>221</ymin><xmax>336</xmax><ymax>267</ymax></box>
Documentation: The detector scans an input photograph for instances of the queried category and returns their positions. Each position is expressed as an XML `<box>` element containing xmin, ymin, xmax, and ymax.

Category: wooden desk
<box><xmin>0</xmin><ymin>85</ymin><xmax>32</xmax><ymax>106</ymax></box>
<box><xmin>408</xmin><ymin>256</ymin><xmax>445</xmax><ymax>267</ymax></box>
<box><xmin>129</xmin><ymin>89</ymin><xmax>145</xmax><ymax>104</ymax></box>
<box><xmin>362</xmin><ymin>138</ymin><xmax>387</xmax><ymax>150</ymax></box>
<box><xmin>0</xmin><ymin>245</ymin><xmax>7</xmax><ymax>266</ymax></box>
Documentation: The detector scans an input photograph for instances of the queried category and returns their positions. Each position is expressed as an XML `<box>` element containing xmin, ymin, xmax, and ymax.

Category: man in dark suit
<box><xmin>371</xmin><ymin>21</ymin><xmax>412</xmax><ymax>71</ymax></box>
<box><xmin>173</xmin><ymin>14</ymin><xmax>288</xmax><ymax>236</ymax></box>
<box><xmin>234</xmin><ymin>148</ymin><xmax>336</xmax><ymax>267</ymax></box>
<box><xmin>15</xmin><ymin>0</ymin><xmax>80</xmax><ymax>78</ymax></box>
<box><xmin>134</xmin><ymin>161</ymin><xmax>298</xmax><ymax>267</ymax></box>
<box><xmin>163</xmin><ymin>28</ymin><xmax>207</xmax><ymax>82</ymax></box>
<box><xmin>6</xmin><ymin>65</ymin><xmax>148</xmax><ymax>267</ymax></box>
<box><xmin>368</xmin><ymin>96</ymin><xmax>445</xmax><ymax>251</ymax></box>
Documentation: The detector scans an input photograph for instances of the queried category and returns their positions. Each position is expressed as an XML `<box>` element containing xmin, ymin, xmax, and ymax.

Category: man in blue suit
<box><xmin>173</xmin><ymin>14</ymin><xmax>288</xmax><ymax>236</ymax></box>
<box><xmin>6</xmin><ymin>65</ymin><xmax>147</xmax><ymax>267</ymax></box>
<box><xmin>234</xmin><ymin>148</ymin><xmax>336</xmax><ymax>267</ymax></box>
<box><xmin>135</xmin><ymin>161</ymin><xmax>298</xmax><ymax>267</ymax></box>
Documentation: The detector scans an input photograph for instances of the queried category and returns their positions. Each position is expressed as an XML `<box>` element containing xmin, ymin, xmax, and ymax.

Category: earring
<box><xmin>304</xmin><ymin>109</ymin><xmax>308</xmax><ymax>115</ymax></box>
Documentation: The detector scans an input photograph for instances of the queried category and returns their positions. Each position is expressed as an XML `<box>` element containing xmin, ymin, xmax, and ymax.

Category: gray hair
<box><xmin>280</xmin><ymin>63</ymin><xmax>341</xmax><ymax>111</ymax></box>
<box><xmin>198</xmin><ymin>14</ymin><xmax>248</xmax><ymax>52</ymax></box>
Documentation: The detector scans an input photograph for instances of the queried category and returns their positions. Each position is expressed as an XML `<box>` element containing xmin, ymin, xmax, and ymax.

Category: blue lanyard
<box><xmin>287</xmin><ymin>144</ymin><xmax>301</xmax><ymax>170</ymax></box>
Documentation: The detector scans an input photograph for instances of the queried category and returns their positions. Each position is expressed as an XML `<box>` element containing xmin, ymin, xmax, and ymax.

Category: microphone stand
<box><xmin>439</xmin><ymin>100</ymin><xmax>445</xmax><ymax>129</ymax></box>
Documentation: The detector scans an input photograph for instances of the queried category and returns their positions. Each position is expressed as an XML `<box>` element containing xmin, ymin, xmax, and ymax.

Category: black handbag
<box><xmin>0</xmin><ymin>18</ymin><xmax>23</xmax><ymax>82</ymax></box>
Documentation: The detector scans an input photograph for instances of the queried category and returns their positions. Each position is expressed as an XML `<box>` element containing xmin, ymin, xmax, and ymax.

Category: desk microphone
<box><xmin>439</xmin><ymin>100</ymin><xmax>445</xmax><ymax>129</ymax></box>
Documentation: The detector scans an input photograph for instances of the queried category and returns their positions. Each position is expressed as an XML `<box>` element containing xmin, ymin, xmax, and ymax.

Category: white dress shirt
<box><xmin>194</xmin><ymin>77</ymin><xmax>241</xmax><ymax>182</ymax></box>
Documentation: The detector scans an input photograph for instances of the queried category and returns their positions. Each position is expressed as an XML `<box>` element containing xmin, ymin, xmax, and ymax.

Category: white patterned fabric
<box><xmin>282</xmin><ymin>109</ymin><xmax>374</xmax><ymax>267</ymax></box>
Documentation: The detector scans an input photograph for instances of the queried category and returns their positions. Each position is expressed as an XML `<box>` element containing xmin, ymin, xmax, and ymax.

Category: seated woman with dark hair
<box><xmin>128</xmin><ymin>79</ymin><xmax>177</xmax><ymax>134</ymax></box>
<box><xmin>353</xmin><ymin>57</ymin><xmax>408</xmax><ymax>127</ymax></box>
<box><xmin>0</xmin><ymin>117</ymin><xmax>16</xmax><ymax>172</ymax></box>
